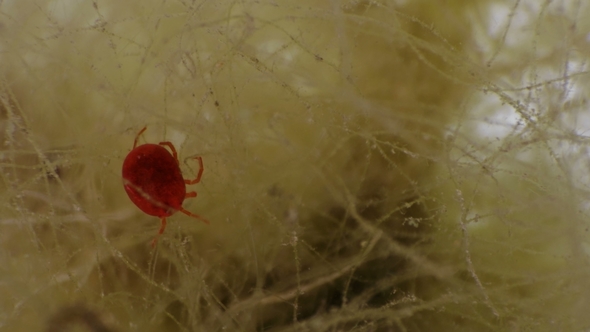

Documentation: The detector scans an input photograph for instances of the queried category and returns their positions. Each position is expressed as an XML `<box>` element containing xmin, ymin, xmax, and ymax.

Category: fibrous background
<box><xmin>1</xmin><ymin>0</ymin><xmax>590</xmax><ymax>331</ymax></box>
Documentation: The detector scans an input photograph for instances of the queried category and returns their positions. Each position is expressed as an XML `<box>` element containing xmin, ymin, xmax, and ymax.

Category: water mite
<box><xmin>122</xmin><ymin>126</ymin><xmax>208</xmax><ymax>246</ymax></box>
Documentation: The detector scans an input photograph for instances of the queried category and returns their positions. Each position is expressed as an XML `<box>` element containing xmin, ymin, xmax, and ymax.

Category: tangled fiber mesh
<box><xmin>0</xmin><ymin>0</ymin><xmax>589</xmax><ymax>331</ymax></box>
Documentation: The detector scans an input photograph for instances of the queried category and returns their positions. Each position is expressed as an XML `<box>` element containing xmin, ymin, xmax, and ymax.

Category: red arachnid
<box><xmin>122</xmin><ymin>126</ymin><xmax>208</xmax><ymax>246</ymax></box>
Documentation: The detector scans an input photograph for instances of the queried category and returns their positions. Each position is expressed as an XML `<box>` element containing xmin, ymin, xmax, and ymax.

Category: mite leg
<box><xmin>159</xmin><ymin>141</ymin><xmax>178</xmax><ymax>163</ymax></box>
<box><xmin>133</xmin><ymin>126</ymin><xmax>147</xmax><ymax>149</ymax></box>
<box><xmin>151</xmin><ymin>217</ymin><xmax>167</xmax><ymax>247</ymax></box>
<box><xmin>185</xmin><ymin>191</ymin><xmax>197</xmax><ymax>199</ymax></box>
<box><xmin>185</xmin><ymin>156</ymin><xmax>204</xmax><ymax>184</ymax></box>
<box><xmin>180</xmin><ymin>207</ymin><xmax>209</xmax><ymax>224</ymax></box>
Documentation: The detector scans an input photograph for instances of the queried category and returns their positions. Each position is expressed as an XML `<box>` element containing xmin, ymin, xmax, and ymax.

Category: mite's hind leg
<box><xmin>180</xmin><ymin>208</ymin><xmax>209</xmax><ymax>224</ymax></box>
<box><xmin>150</xmin><ymin>217</ymin><xmax>167</xmax><ymax>247</ymax></box>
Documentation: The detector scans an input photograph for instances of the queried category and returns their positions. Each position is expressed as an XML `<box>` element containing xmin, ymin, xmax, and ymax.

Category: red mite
<box><xmin>122</xmin><ymin>126</ymin><xmax>209</xmax><ymax>246</ymax></box>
